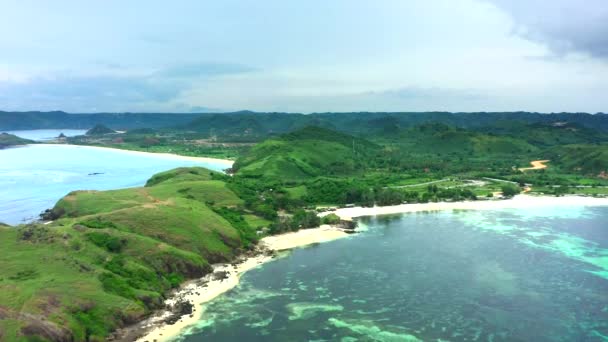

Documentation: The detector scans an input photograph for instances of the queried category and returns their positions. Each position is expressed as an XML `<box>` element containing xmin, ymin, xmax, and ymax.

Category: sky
<box><xmin>0</xmin><ymin>0</ymin><xmax>606</xmax><ymax>113</ymax></box>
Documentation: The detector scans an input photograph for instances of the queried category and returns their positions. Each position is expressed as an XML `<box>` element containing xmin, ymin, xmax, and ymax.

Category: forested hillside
<box><xmin>3</xmin><ymin>111</ymin><xmax>608</xmax><ymax>134</ymax></box>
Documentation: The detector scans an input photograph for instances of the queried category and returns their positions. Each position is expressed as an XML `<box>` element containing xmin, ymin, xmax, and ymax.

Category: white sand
<box><xmin>136</xmin><ymin>225</ymin><xmax>349</xmax><ymax>342</ymax></box>
<box><xmin>324</xmin><ymin>194</ymin><xmax>608</xmax><ymax>220</ymax></box>
<box><xmin>262</xmin><ymin>224</ymin><xmax>351</xmax><ymax>251</ymax></box>
<box><xmin>33</xmin><ymin>144</ymin><xmax>234</xmax><ymax>166</ymax></box>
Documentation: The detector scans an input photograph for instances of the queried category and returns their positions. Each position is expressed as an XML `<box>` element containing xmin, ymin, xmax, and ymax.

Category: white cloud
<box><xmin>0</xmin><ymin>0</ymin><xmax>606</xmax><ymax>112</ymax></box>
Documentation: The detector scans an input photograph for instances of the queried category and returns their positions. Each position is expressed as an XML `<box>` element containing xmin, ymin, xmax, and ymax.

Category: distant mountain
<box><xmin>0</xmin><ymin>111</ymin><xmax>201</xmax><ymax>130</ymax></box>
<box><xmin>183</xmin><ymin>111</ymin><xmax>608</xmax><ymax>138</ymax></box>
<box><xmin>3</xmin><ymin>111</ymin><xmax>608</xmax><ymax>135</ymax></box>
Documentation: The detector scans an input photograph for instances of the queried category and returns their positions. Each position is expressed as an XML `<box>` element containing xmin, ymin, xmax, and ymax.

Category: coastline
<box><xmin>131</xmin><ymin>225</ymin><xmax>351</xmax><ymax>342</ymax></box>
<box><xmin>120</xmin><ymin>195</ymin><xmax>608</xmax><ymax>341</ymax></box>
<box><xmin>30</xmin><ymin>143</ymin><xmax>235</xmax><ymax>166</ymax></box>
<box><xmin>324</xmin><ymin>194</ymin><xmax>608</xmax><ymax>220</ymax></box>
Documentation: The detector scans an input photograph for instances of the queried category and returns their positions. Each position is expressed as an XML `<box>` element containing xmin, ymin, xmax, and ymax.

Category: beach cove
<box><xmin>130</xmin><ymin>194</ymin><xmax>608</xmax><ymax>341</ymax></box>
<box><xmin>130</xmin><ymin>225</ymin><xmax>352</xmax><ymax>342</ymax></box>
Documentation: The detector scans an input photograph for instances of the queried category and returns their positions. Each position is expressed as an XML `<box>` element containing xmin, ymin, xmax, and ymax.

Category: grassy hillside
<box><xmin>233</xmin><ymin>126</ymin><xmax>378</xmax><ymax>181</ymax></box>
<box><xmin>475</xmin><ymin>121</ymin><xmax>608</xmax><ymax>147</ymax></box>
<box><xmin>0</xmin><ymin>167</ymin><xmax>264</xmax><ymax>341</ymax></box>
<box><xmin>0</xmin><ymin>133</ymin><xmax>34</xmax><ymax>149</ymax></box>
<box><xmin>393</xmin><ymin>123</ymin><xmax>537</xmax><ymax>155</ymax></box>
<box><xmin>547</xmin><ymin>144</ymin><xmax>608</xmax><ymax>175</ymax></box>
<box><xmin>85</xmin><ymin>124</ymin><xmax>116</xmax><ymax>136</ymax></box>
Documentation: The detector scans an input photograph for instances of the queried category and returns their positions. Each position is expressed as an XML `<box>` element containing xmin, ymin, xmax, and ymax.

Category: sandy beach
<box><xmin>131</xmin><ymin>195</ymin><xmax>608</xmax><ymax>341</ymax></box>
<box><xmin>34</xmin><ymin>143</ymin><xmax>235</xmax><ymax>166</ymax></box>
<box><xmin>325</xmin><ymin>194</ymin><xmax>608</xmax><ymax>220</ymax></box>
<box><xmin>134</xmin><ymin>225</ymin><xmax>350</xmax><ymax>342</ymax></box>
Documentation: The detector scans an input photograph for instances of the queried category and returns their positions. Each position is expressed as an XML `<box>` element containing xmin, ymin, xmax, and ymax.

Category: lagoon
<box><xmin>0</xmin><ymin>143</ymin><xmax>230</xmax><ymax>225</ymax></box>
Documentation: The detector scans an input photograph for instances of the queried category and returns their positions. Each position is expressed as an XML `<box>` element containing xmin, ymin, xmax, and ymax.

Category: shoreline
<box><xmin>118</xmin><ymin>195</ymin><xmax>608</xmax><ymax>341</ymax></box>
<box><xmin>130</xmin><ymin>225</ymin><xmax>351</xmax><ymax>342</ymax></box>
<box><xmin>324</xmin><ymin>194</ymin><xmax>608</xmax><ymax>220</ymax></box>
<box><xmin>29</xmin><ymin>143</ymin><xmax>235</xmax><ymax>166</ymax></box>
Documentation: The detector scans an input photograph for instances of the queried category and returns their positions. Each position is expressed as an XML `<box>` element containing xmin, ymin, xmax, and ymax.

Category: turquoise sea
<box><xmin>180</xmin><ymin>206</ymin><xmax>608</xmax><ymax>342</ymax></box>
<box><xmin>0</xmin><ymin>132</ymin><xmax>229</xmax><ymax>225</ymax></box>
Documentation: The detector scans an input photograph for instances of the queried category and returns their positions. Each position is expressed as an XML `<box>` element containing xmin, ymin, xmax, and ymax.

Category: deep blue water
<box><xmin>0</xmin><ymin>139</ymin><xmax>229</xmax><ymax>225</ymax></box>
<box><xmin>181</xmin><ymin>207</ymin><xmax>608</xmax><ymax>342</ymax></box>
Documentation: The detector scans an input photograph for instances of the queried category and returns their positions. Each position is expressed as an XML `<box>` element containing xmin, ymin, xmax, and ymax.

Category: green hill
<box><xmin>233</xmin><ymin>126</ymin><xmax>379</xmax><ymax>181</ymax></box>
<box><xmin>0</xmin><ymin>133</ymin><xmax>34</xmax><ymax>149</ymax></box>
<box><xmin>86</xmin><ymin>124</ymin><xmax>116</xmax><ymax>136</ymax></box>
<box><xmin>0</xmin><ymin>167</ymin><xmax>264</xmax><ymax>341</ymax></box>
<box><xmin>394</xmin><ymin>123</ymin><xmax>537</xmax><ymax>155</ymax></box>
<box><xmin>475</xmin><ymin>121</ymin><xmax>608</xmax><ymax>147</ymax></box>
<box><xmin>548</xmin><ymin>144</ymin><xmax>608</xmax><ymax>175</ymax></box>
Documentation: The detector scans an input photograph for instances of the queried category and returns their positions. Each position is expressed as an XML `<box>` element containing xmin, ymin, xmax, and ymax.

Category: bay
<box><xmin>181</xmin><ymin>206</ymin><xmax>608</xmax><ymax>342</ymax></box>
<box><xmin>0</xmin><ymin>142</ymin><xmax>229</xmax><ymax>225</ymax></box>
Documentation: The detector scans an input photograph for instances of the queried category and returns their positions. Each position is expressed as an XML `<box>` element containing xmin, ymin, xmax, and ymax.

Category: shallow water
<box><xmin>180</xmin><ymin>207</ymin><xmax>608</xmax><ymax>342</ymax></box>
<box><xmin>0</xmin><ymin>143</ymin><xmax>228</xmax><ymax>225</ymax></box>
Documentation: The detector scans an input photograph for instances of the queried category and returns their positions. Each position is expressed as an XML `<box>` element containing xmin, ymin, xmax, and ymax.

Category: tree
<box><xmin>321</xmin><ymin>213</ymin><xmax>341</xmax><ymax>225</ymax></box>
<box><xmin>501</xmin><ymin>184</ymin><xmax>521</xmax><ymax>198</ymax></box>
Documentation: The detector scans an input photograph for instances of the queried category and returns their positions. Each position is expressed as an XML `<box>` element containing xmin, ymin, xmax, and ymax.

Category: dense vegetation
<box><xmin>227</xmin><ymin>124</ymin><xmax>608</xmax><ymax>209</ymax></box>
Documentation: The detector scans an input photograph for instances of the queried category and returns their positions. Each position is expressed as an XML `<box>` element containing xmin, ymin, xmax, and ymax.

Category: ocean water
<box><xmin>181</xmin><ymin>207</ymin><xmax>608</xmax><ymax>342</ymax></box>
<box><xmin>3</xmin><ymin>129</ymin><xmax>87</xmax><ymax>141</ymax></box>
<box><xmin>0</xmin><ymin>142</ymin><xmax>229</xmax><ymax>225</ymax></box>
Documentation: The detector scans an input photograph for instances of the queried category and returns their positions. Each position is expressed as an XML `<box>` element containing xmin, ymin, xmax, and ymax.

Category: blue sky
<box><xmin>0</xmin><ymin>0</ymin><xmax>607</xmax><ymax>113</ymax></box>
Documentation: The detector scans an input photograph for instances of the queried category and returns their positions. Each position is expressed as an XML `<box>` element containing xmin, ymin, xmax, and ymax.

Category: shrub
<box><xmin>501</xmin><ymin>184</ymin><xmax>521</xmax><ymax>198</ymax></box>
<box><xmin>87</xmin><ymin>232</ymin><xmax>126</xmax><ymax>253</ymax></box>
<box><xmin>79</xmin><ymin>218</ymin><xmax>117</xmax><ymax>229</ymax></box>
<box><xmin>321</xmin><ymin>213</ymin><xmax>341</xmax><ymax>225</ymax></box>
<box><xmin>99</xmin><ymin>273</ymin><xmax>135</xmax><ymax>299</ymax></box>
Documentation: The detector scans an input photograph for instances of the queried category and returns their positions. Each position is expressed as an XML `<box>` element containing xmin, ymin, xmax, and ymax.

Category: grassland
<box><xmin>0</xmin><ymin>167</ymin><xmax>267</xmax><ymax>341</ymax></box>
